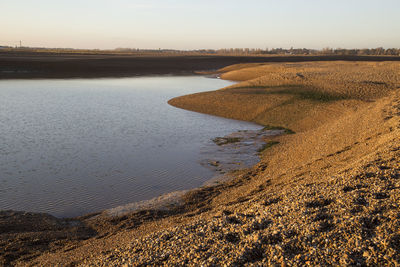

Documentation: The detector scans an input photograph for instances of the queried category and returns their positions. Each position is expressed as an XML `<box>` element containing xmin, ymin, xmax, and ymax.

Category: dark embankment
<box><xmin>1</xmin><ymin>51</ymin><xmax>400</xmax><ymax>79</ymax></box>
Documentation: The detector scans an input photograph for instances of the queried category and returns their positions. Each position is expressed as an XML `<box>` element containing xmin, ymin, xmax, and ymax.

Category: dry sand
<box><xmin>2</xmin><ymin>60</ymin><xmax>400</xmax><ymax>266</ymax></box>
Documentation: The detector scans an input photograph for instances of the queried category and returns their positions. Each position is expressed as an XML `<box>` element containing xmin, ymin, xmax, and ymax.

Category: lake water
<box><xmin>0</xmin><ymin>76</ymin><xmax>262</xmax><ymax>217</ymax></box>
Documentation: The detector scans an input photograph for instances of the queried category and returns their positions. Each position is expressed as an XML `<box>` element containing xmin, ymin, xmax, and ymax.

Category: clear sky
<box><xmin>1</xmin><ymin>0</ymin><xmax>399</xmax><ymax>50</ymax></box>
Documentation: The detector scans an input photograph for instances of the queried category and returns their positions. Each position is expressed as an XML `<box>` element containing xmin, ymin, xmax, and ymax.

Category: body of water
<box><xmin>0</xmin><ymin>76</ymin><xmax>261</xmax><ymax>217</ymax></box>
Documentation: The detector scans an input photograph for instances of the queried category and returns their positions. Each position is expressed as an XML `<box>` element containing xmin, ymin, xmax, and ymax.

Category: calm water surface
<box><xmin>0</xmin><ymin>76</ymin><xmax>261</xmax><ymax>217</ymax></box>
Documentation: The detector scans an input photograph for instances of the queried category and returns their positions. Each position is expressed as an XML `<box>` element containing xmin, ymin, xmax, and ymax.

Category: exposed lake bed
<box><xmin>201</xmin><ymin>128</ymin><xmax>284</xmax><ymax>176</ymax></box>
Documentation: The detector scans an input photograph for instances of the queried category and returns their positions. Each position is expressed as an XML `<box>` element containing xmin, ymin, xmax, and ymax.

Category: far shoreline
<box><xmin>2</xmin><ymin>51</ymin><xmax>400</xmax><ymax>79</ymax></box>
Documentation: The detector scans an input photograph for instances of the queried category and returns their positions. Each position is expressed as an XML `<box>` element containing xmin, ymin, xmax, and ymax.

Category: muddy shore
<box><xmin>1</xmin><ymin>59</ymin><xmax>400</xmax><ymax>266</ymax></box>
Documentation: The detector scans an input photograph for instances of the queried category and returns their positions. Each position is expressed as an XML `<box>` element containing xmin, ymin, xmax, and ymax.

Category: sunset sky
<box><xmin>1</xmin><ymin>0</ymin><xmax>399</xmax><ymax>50</ymax></box>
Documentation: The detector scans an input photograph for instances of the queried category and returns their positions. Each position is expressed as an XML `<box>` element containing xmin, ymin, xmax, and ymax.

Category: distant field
<box><xmin>1</xmin><ymin>50</ymin><xmax>400</xmax><ymax>79</ymax></box>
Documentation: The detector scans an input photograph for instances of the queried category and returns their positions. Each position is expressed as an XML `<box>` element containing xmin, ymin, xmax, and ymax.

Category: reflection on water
<box><xmin>0</xmin><ymin>76</ymin><xmax>261</xmax><ymax>217</ymax></box>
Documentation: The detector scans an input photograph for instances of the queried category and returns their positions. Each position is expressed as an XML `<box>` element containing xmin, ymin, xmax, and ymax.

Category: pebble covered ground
<box><xmin>81</xmin><ymin>142</ymin><xmax>400</xmax><ymax>266</ymax></box>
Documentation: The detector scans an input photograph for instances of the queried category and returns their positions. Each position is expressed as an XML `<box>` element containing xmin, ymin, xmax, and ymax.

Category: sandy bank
<box><xmin>2</xmin><ymin>61</ymin><xmax>400</xmax><ymax>266</ymax></box>
<box><xmin>169</xmin><ymin>61</ymin><xmax>400</xmax><ymax>131</ymax></box>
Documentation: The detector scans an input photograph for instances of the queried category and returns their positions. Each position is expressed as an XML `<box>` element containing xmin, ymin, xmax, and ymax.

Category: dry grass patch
<box><xmin>257</xmin><ymin>141</ymin><xmax>280</xmax><ymax>153</ymax></box>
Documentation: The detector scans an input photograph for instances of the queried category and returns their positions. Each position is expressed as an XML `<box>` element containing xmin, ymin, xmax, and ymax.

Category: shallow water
<box><xmin>0</xmin><ymin>76</ymin><xmax>262</xmax><ymax>217</ymax></box>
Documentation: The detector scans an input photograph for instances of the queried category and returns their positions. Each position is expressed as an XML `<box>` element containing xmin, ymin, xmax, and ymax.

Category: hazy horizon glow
<box><xmin>1</xmin><ymin>0</ymin><xmax>399</xmax><ymax>50</ymax></box>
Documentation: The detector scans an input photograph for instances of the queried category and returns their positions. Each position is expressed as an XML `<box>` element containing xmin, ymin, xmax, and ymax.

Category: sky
<box><xmin>1</xmin><ymin>0</ymin><xmax>399</xmax><ymax>50</ymax></box>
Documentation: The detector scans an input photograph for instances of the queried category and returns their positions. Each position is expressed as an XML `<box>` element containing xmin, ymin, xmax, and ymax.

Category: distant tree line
<box><xmin>201</xmin><ymin>47</ymin><xmax>400</xmax><ymax>56</ymax></box>
<box><xmin>318</xmin><ymin>47</ymin><xmax>400</xmax><ymax>56</ymax></box>
<box><xmin>1</xmin><ymin>45</ymin><xmax>400</xmax><ymax>56</ymax></box>
<box><xmin>75</xmin><ymin>47</ymin><xmax>400</xmax><ymax>56</ymax></box>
